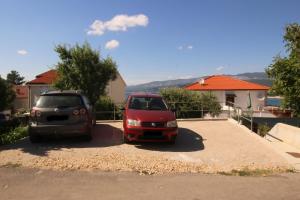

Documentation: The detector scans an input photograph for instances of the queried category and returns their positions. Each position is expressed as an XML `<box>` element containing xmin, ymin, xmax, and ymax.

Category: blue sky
<box><xmin>0</xmin><ymin>0</ymin><xmax>300</xmax><ymax>85</ymax></box>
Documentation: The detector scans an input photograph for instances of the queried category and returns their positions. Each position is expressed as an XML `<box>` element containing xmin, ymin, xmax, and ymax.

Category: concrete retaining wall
<box><xmin>267</xmin><ymin>123</ymin><xmax>300</xmax><ymax>149</ymax></box>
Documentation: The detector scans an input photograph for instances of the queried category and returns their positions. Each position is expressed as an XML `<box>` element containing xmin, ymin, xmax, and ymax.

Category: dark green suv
<box><xmin>29</xmin><ymin>90</ymin><xmax>95</xmax><ymax>143</ymax></box>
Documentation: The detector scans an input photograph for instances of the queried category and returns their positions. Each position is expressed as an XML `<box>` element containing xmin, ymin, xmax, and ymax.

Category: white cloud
<box><xmin>216</xmin><ymin>66</ymin><xmax>225</xmax><ymax>71</ymax></box>
<box><xmin>105</xmin><ymin>40</ymin><xmax>120</xmax><ymax>49</ymax></box>
<box><xmin>179</xmin><ymin>75</ymin><xmax>194</xmax><ymax>79</ymax></box>
<box><xmin>177</xmin><ymin>45</ymin><xmax>193</xmax><ymax>50</ymax></box>
<box><xmin>87</xmin><ymin>14</ymin><xmax>149</xmax><ymax>36</ymax></box>
<box><xmin>17</xmin><ymin>49</ymin><xmax>28</xmax><ymax>55</ymax></box>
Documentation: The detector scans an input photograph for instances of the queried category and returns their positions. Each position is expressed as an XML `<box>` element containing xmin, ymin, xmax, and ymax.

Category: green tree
<box><xmin>6</xmin><ymin>70</ymin><xmax>25</xmax><ymax>85</ymax></box>
<box><xmin>0</xmin><ymin>77</ymin><xmax>16</xmax><ymax>111</ymax></box>
<box><xmin>266</xmin><ymin>23</ymin><xmax>300</xmax><ymax>116</ymax></box>
<box><xmin>53</xmin><ymin>42</ymin><xmax>117</xmax><ymax>105</ymax></box>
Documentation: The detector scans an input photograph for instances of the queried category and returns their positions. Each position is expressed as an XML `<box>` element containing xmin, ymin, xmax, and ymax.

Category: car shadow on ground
<box><xmin>133</xmin><ymin>127</ymin><xmax>205</xmax><ymax>152</ymax></box>
<box><xmin>0</xmin><ymin>124</ymin><xmax>123</xmax><ymax>156</ymax></box>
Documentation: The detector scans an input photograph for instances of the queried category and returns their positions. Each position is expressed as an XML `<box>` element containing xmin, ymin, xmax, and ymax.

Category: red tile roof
<box><xmin>13</xmin><ymin>85</ymin><xmax>28</xmax><ymax>98</ymax></box>
<box><xmin>26</xmin><ymin>69</ymin><xmax>57</xmax><ymax>85</ymax></box>
<box><xmin>185</xmin><ymin>75</ymin><xmax>270</xmax><ymax>91</ymax></box>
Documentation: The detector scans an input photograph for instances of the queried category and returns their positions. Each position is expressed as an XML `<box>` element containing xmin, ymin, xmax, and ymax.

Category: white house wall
<box><xmin>28</xmin><ymin>74</ymin><xmax>126</xmax><ymax>109</ymax></box>
<box><xmin>199</xmin><ymin>90</ymin><xmax>266</xmax><ymax>111</ymax></box>
<box><xmin>234</xmin><ymin>90</ymin><xmax>266</xmax><ymax>111</ymax></box>
<box><xmin>28</xmin><ymin>85</ymin><xmax>54</xmax><ymax>108</ymax></box>
<box><xmin>105</xmin><ymin>73</ymin><xmax>126</xmax><ymax>104</ymax></box>
<box><xmin>200</xmin><ymin>91</ymin><xmax>226</xmax><ymax>106</ymax></box>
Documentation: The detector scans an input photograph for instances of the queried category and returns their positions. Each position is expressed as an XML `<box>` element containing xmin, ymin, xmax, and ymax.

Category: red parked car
<box><xmin>122</xmin><ymin>93</ymin><xmax>178</xmax><ymax>143</ymax></box>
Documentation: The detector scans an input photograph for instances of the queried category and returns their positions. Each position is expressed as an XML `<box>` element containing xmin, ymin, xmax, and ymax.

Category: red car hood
<box><xmin>127</xmin><ymin>109</ymin><xmax>176</xmax><ymax>122</ymax></box>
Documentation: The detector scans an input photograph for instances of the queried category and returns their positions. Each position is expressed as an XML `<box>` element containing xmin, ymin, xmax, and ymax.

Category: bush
<box><xmin>0</xmin><ymin>118</ymin><xmax>21</xmax><ymax>134</ymax></box>
<box><xmin>94</xmin><ymin>96</ymin><xmax>123</xmax><ymax>120</ymax></box>
<box><xmin>200</xmin><ymin>92</ymin><xmax>222</xmax><ymax>117</ymax></box>
<box><xmin>0</xmin><ymin>126</ymin><xmax>28</xmax><ymax>145</ymax></box>
<box><xmin>258</xmin><ymin>124</ymin><xmax>271</xmax><ymax>137</ymax></box>
<box><xmin>160</xmin><ymin>87</ymin><xmax>221</xmax><ymax>118</ymax></box>
<box><xmin>0</xmin><ymin>77</ymin><xmax>16</xmax><ymax>111</ymax></box>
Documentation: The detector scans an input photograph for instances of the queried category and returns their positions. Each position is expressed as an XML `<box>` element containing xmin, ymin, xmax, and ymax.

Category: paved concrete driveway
<box><xmin>0</xmin><ymin>120</ymin><xmax>291</xmax><ymax>174</ymax></box>
<box><xmin>1</xmin><ymin>167</ymin><xmax>300</xmax><ymax>200</ymax></box>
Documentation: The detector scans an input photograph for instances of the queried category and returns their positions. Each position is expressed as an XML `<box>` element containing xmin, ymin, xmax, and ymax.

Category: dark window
<box><xmin>128</xmin><ymin>97</ymin><xmax>168</xmax><ymax>111</ymax></box>
<box><xmin>35</xmin><ymin>95</ymin><xmax>83</xmax><ymax>108</ymax></box>
<box><xmin>226</xmin><ymin>94</ymin><xmax>236</xmax><ymax>106</ymax></box>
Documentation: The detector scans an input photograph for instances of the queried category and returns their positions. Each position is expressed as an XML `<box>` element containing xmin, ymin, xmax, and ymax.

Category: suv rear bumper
<box><xmin>29</xmin><ymin>122</ymin><xmax>91</xmax><ymax>136</ymax></box>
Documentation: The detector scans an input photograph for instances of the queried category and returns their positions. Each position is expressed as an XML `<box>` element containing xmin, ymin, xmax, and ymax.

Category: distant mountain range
<box><xmin>126</xmin><ymin>72</ymin><xmax>272</xmax><ymax>95</ymax></box>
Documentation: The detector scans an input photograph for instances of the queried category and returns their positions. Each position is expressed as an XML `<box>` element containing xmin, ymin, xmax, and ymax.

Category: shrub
<box><xmin>94</xmin><ymin>96</ymin><xmax>122</xmax><ymax>120</ymax></box>
<box><xmin>200</xmin><ymin>92</ymin><xmax>222</xmax><ymax>117</ymax></box>
<box><xmin>258</xmin><ymin>124</ymin><xmax>271</xmax><ymax>137</ymax></box>
<box><xmin>0</xmin><ymin>126</ymin><xmax>28</xmax><ymax>145</ymax></box>
<box><xmin>160</xmin><ymin>87</ymin><xmax>221</xmax><ymax>118</ymax></box>
<box><xmin>0</xmin><ymin>118</ymin><xmax>21</xmax><ymax>135</ymax></box>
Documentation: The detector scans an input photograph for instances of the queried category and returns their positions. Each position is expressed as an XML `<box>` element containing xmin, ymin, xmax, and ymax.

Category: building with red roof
<box><xmin>26</xmin><ymin>69</ymin><xmax>126</xmax><ymax>108</ymax></box>
<box><xmin>12</xmin><ymin>85</ymin><xmax>28</xmax><ymax>111</ymax></box>
<box><xmin>185</xmin><ymin>75</ymin><xmax>270</xmax><ymax>111</ymax></box>
<box><xmin>26</xmin><ymin>69</ymin><xmax>57</xmax><ymax>85</ymax></box>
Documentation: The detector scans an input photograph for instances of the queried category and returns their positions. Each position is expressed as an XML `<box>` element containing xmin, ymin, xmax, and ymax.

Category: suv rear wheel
<box><xmin>83</xmin><ymin>128</ymin><xmax>92</xmax><ymax>141</ymax></box>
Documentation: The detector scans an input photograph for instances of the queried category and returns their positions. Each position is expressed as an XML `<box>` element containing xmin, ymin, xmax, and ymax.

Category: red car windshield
<box><xmin>128</xmin><ymin>97</ymin><xmax>168</xmax><ymax>111</ymax></box>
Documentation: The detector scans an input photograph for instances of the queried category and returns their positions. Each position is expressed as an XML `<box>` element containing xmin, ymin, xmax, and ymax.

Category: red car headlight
<box><xmin>166</xmin><ymin>120</ymin><xmax>177</xmax><ymax>128</ymax></box>
<box><xmin>127</xmin><ymin>119</ymin><xmax>141</xmax><ymax>126</ymax></box>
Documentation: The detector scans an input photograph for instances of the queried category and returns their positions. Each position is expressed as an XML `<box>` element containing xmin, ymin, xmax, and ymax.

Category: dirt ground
<box><xmin>0</xmin><ymin>120</ymin><xmax>291</xmax><ymax>174</ymax></box>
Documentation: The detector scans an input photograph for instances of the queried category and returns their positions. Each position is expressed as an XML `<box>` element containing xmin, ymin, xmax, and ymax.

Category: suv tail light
<box><xmin>73</xmin><ymin>109</ymin><xmax>79</xmax><ymax>115</ymax></box>
<box><xmin>30</xmin><ymin>109</ymin><xmax>41</xmax><ymax>117</ymax></box>
<box><xmin>36</xmin><ymin>110</ymin><xmax>41</xmax><ymax>117</ymax></box>
<box><xmin>80</xmin><ymin>108</ymin><xmax>87</xmax><ymax>115</ymax></box>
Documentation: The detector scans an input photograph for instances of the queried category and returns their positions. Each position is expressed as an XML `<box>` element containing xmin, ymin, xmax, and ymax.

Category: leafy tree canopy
<box><xmin>0</xmin><ymin>77</ymin><xmax>16</xmax><ymax>111</ymax></box>
<box><xmin>266</xmin><ymin>23</ymin><xmax>300</xmax><ymax>116</ymax></box>
<box><xmin>53</xmin><ymin>42</ymin><xmax>117</xmax><ymax>105</ymax></box>
<box><xmin>6</xmin><ymin>70</ymin><xmax>25</xmax><ymax>85</ymax></box>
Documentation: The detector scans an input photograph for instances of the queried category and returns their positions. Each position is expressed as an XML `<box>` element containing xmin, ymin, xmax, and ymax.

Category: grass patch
<box><xmin>218</xmin><ymin>168</ymin><xmax>295</xmax><ymax>176</ymax></box>
<box><xmin>0</xmin><ymin>126</ymin><xmax>28</xmax><ymax>145</ymax></box>
<box><xmin>285</xmin><ymin>168</ymin><xmax>297</xmax><ymax>173</ymax></box>
<box><xmin>1</xmin><ymin>162</ymin><xmax>22</xmax><ymax>168</ymax></box>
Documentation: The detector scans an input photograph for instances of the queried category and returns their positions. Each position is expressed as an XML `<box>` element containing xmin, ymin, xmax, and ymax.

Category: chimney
<box><xmin>199</xmin><ymin>78</ymin><xmax>205</xmax><ymax>85</ymax></box>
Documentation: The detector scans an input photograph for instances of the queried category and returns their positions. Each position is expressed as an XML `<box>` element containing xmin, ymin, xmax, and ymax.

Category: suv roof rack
<box><xmin>42</xmin><ymin>90</ymin><xmax>84</xmax><ymax>95</ymax></box>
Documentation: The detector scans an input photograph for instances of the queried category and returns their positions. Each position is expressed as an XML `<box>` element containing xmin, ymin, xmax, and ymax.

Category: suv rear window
<box><xmin>35</xmin><ymin>95</ymin><xmax>83</xmax><ymax>108</ymax></box>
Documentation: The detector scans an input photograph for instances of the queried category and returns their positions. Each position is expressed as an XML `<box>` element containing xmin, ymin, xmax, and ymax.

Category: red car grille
<box><xmin>141</xmin><ymin>122</ymin><xmax>165</xmax><ymax>128</ymax></box>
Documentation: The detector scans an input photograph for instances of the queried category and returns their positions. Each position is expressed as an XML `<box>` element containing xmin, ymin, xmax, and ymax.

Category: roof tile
<box><xmin>185</xmin><ymin>75</ymin><xmax>270</xmax><ymax>91</ymax></box>
<box><xmin>26</xmin><ymin>70</ymin><xmax>57</xmax><ymax>85</ymax></box>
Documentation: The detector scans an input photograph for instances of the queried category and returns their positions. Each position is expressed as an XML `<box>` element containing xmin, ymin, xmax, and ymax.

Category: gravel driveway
<box><xmin>0</xmin><ymin>120</ymin><xmax>291</xmax><ymax>174</ymax></box>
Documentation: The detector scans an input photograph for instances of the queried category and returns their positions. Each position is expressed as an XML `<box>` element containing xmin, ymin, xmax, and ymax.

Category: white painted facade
<box><xmin>27</xmin><ymin>72</ymin><xmax>126</xmax><ymax>108</ymax></box>
<box><xmin>27</xmin><ymin>85</ymin><xmax>55</xmax><ymax>109</ymax></box>
<box><xmin>105</xmin><ymin>73</ymin><xmax>127</xmax><ymax>104</ymax></box>
<box><xmin>200</xmin><ymin>90</ymin><xmax>267</xmax><ymax>111</ymax></box>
